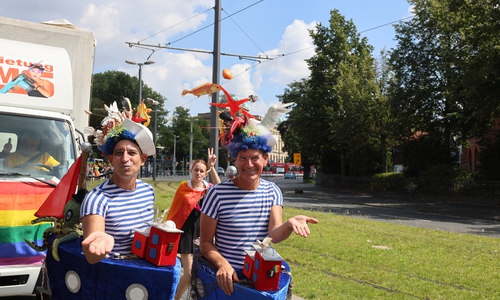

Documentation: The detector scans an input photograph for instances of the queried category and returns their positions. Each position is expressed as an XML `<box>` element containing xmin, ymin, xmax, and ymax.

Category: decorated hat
<box><xmin>84</xmin><ymin>100</ymin><xmax>155</xmax><ymax>156</ymax></box>
<box><xmin>210</xmin><ymin>85</ymin><xmax>294</xmax><ymax>158</ymax></box>
<box><xmin>222</xmin><ymin>116</ymin><xmax>276</xmax><ymax>158</ymax></box>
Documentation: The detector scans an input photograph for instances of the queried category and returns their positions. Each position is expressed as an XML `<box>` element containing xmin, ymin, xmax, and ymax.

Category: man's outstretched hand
<box><xmin>82</xmin><ymin>231</ymin><xmax>114</xmax><ymax>256</ymax></box>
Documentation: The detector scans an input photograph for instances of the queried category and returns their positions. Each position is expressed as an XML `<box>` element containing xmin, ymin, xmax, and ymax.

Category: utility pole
<box><xmin>189</xmin><ymin>119</ymin><xmax>194</xmax><ymax>179</ymax></box>
<box><xmin>210</xmin><ymin>0</ymin><xmax>222</xmax><ymax>181</ymax></box>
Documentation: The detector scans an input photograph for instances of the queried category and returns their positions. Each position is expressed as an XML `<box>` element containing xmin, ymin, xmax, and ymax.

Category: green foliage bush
<box><xmin>370</xmin><ymin>172</ymin><xmax>407</xmax><ymax>191</ymax></box>
<box><xmin>419</xmin><ymin>164</ymin><xmax>473</xmax><ymax>195</ymax></box>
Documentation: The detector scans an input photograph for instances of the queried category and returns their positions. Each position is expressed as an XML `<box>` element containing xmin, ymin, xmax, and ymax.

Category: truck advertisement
<box><xmin>0</xmin><ymin>38</ymin><xmax>73</xmax><ymax>112</ymax></box>
<box><xmin>0</xmin><ymin>17</ymin><xmax>95</xmax><ymax>298</ymax></box>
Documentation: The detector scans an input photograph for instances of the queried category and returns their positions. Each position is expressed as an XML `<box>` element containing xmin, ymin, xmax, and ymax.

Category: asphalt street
<box><xmin>271</xmin><ymin>176</ymin><xmax>500</xmax><ymax>238</ymax></box>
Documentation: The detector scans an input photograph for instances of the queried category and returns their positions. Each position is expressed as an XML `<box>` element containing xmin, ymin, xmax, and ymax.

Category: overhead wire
<box><xmin>221</xmin><ymin>6</ymin><xmax>268</xmax><ymax>58</ymax></box>
<box><xmin>132</xmin><ymin>4</ymin><xmax>414</xmax><ymax>110</ymax></box>
<box><xmin>152</xmin><ymin>1</ymin><xmax>265</xmax><ymax>47</ymax></box>
<box><xmin>145</xmin><ymin>1</ymin><xmax>268</xmax><ymax>110</ymax></box>
<box><xmin>359</xmin><ymin>15</ymin><xmax>414</xmax><ymax>34</ymax></box>
<box><xmin>232</xmin><ymin>14</ymin><xmax>416</xmax><ymax>75</ymax></box>
<box><xmin>179</xmin><ymin>14</ymin><xmax>415</xmax><ymax>111</ymax></box>
<box><xmin>138</xmin><ymin>7</ymin><xmax>213</xmax><ymax>43</ymax></box>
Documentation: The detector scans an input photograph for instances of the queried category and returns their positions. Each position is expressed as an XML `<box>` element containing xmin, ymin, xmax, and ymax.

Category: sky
<box><xmin>1</xmin><ymin>0</ymin><xmax>413</xmax><ymax>118</ymax></box>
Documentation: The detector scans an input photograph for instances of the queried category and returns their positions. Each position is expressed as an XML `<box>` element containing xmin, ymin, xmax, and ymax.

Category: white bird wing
<box><xmin>83</xmin><ymin>126</ymin><xmax>98</xmax><ymax>137</ymax></box>
<box><xmin>101</xmin><ymin>101</ymin><xmax>125</xmax><ymax>125</ymax></box>
<box><xmin>260</xmin><ymin>102</ymin><xmax>295</xmax><ymax>129</ymax></box>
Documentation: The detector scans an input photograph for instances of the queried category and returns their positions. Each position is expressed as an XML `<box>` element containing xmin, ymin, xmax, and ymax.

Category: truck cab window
<box><xmin>0</xmin><ymin>114</ymin><xmax>76</xmax><ymax>180</ymax></box>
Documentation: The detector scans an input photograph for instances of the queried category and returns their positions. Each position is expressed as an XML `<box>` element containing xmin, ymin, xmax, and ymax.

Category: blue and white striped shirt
<box><xmin>80</xmin><ymin>179</ymin><xmax>154</xmax><ymax>253</ymax></box>
<box><xmin>201</xmin><ymin>179</ymin><xmax>283</xmax><ymax>270</ymax></box>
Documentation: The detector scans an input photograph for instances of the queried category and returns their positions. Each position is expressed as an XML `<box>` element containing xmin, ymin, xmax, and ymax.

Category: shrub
<box><xmin>371</xmin><ymin>172</ymin><xmax>407</xmax><ymax>191</ymax></box>
<box><xmin>419</xmin><ymin>164</ymin><xmax>473</xmax><ymax>194</ymax></box>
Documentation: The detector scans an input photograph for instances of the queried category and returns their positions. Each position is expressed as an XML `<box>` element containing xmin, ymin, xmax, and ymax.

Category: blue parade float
<box><xmin>45</xmin><ymin>236</ymin><xmax>181</xmax><ymax>300</ymax></box>
<box><xmin>45</xmin><ymin>235</ymin><xmax>293</xmax><ymax>300</ymax></box>
<box><xmin>189</xmin><ymin>243</ymin><xmax>293</xmax><ymax>300</ymax></box>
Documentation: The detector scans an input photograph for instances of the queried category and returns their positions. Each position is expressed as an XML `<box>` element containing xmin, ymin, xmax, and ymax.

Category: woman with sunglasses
<box><xmin>26</xmin><ymin>64</ymin><xmax>54</xmax><ymax>98</ymax></box>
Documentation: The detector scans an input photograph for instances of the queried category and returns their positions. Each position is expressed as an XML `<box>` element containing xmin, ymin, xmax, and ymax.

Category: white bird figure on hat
<box><xmin>101</xmin><ymin>101</ymin><xmax>125</xmax><ymax>125</ymax></box>
<box><xmin>83</xmin><ymin>101</ymin><xmax>128</xmax><ymax>147</ymax></box>
<box><xmin>260</xmin><ymin>102</ymin><xmax>295</xmax><ymax>130</ymax></box>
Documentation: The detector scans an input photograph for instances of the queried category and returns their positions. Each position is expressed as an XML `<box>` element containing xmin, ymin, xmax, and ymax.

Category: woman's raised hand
<box><xmin>207</xmin><ymin>148</ymin><xmax>217</xmax><ymax>167</ymax></box>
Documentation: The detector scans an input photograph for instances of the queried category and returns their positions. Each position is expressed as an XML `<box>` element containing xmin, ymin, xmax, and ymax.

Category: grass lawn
<box><xmin>89</xmin><ymin>179</ymin><xmax>500</xmax><ymax>299</ymax></box>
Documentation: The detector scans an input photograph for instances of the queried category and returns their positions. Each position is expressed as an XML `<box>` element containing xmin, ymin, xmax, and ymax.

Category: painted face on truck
<box><xmin>28</xmin><ymin>66</ymin><xmax>44</xmax><ymax>80</ymax></box>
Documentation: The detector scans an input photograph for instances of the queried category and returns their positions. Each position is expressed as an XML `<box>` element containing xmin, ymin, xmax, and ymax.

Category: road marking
<box><xmin>379</xmin><ymin>214</ymin><xmax>431</xmax><ymax>222</ymax></box>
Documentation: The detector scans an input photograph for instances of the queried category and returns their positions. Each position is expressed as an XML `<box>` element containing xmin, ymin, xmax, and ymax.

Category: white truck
<box><xmin>0</xmin><ymin>17</ymin><xmax>95</xmax><ymax>298</ymax></box>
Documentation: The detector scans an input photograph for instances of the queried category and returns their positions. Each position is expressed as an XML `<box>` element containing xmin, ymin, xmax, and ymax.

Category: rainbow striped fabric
<box><xmin>0</xmin><ymin>178</ymin><xmax>54</xmax><ymax>266</ymax></box>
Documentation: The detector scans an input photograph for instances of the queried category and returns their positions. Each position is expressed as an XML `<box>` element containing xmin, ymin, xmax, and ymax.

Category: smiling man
<box><xmin>200</xmin><ymin>114</ymin><xmax>318</xmax><ymax>296</ymax></box>
<box><xmin>80</xmin><ymin>116</ymin><xmax>156</xmax><ymax>264</ymax></box>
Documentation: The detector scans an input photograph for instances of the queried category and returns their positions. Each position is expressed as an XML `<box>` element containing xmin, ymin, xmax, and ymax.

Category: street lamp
<box><xmin>173</xmin><ymin>135</ymin><xmax>179</xmax><ymax>176</ymax></box>
<box><xmin>126</xmin><ymin>59</ymin><xmax>155</xmax><ymax>178</ymax></box>
<box><xmin>125</xmin><ymin>60</ymin><xmax>155</xmax><ymax>107</ymax></box>
<box><xmin>147</xmin><ymin>98</ymin><xmax>159</xmax><ymax>181</ymax></box>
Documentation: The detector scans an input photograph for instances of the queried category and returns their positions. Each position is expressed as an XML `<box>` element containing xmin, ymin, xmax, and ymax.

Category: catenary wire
<box><xmin>179</xmin><ymin>14</ymin><xmax>415</xmax><ymax>110</ymax></box>
<box><xmin>155</xmin><ymin>1</ymin><xmax>265</xmax><ymax>47</ymax></box>
<box><xmin>138</xmin><ymin>7</ymin><xmax>213</xmax><ymax>43</ymax></box>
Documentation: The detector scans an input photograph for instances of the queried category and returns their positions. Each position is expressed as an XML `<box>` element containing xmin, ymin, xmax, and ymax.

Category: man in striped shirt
<box><xmin>80</xmin><ymin>118</ymin><xmax>156</xmax><ymax>264</ymax></box>
<box><xmin>200</xmin><ymin>118</ymin><xmax>318</xmax><ymax>296</ymax></box>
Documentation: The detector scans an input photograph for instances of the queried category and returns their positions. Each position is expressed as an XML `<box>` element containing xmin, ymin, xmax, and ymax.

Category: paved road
<box><xmin>270</xmin><ymin>177</ymin><xmax>500</xmax><ymax>238</ymax></box>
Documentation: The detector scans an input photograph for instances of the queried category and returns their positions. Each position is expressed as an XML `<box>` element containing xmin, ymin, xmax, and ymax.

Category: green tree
<box><xmin>390</xmin><ymin>1</ymin><xmax>463</xmax><ymax>168</ymax></box>
<box><xmin>431</xmin><ymin>0</ymin><xmax>500</xmax><ymax>138</ymax></box>
<box><xmin>278</xmin><ymin>10</ymin><xmax>384</xmax><ymax>177</ymax></box>
<box><xmin>389</xmin><ymin>0</ymin><xmax>499</xmax><ymax>175</ymax></box>
<box><xmin>373</xmin><ymin>49</ymin><xmax>397</xmax><ymax>173</ymax></box>
<box><xmin>306</xmin><ymin>9</ymin><xmax>380</xmax><ymax>176</ymax></box>
<box><xmin>91</xmin><ymin>70</ymin><xmax>168</xmax><ymax>129</ymax></box>
<box><xmin>89</xmin><ymin>70</ymin><xmax>169</xmax><ymax>157</ymax></box>
<box><xmin>277</xmin><ymin>79</ymin><xmax>318</xmax><ymax>180</ymax></box>
<box><xmin>168</xmin><ymin>107</ymin><xmax>209</xmax><ymax>172</ymax></box>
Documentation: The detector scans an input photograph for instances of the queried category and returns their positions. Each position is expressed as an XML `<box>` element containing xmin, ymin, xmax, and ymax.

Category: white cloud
<box><xmin>147</xmin><ymin>18</ymin><xmax>318</xmax><ymax>117</ymax></box>
<box><xmin>0</xmin><ymin>0</ymin><xmax>411</xmax><ymax>119</ymax></box>
<box><xmin>255</xmin><ymin>20</ymin><xmax>316</xmax><ymax>86</ymax></box>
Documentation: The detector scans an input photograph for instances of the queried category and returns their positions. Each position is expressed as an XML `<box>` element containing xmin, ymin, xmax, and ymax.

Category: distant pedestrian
<box><xmin>226</xmin><ymin>165</ymin><xmax>237</xmax><ymax>179</ymax></box>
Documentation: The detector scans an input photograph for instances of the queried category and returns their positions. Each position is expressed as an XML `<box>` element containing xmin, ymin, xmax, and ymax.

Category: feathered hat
<box><xmin>84</xmin><ymin>97</ymin><xmax>155</xmax><ymax>156</ymax></box>
<box><xmin>211</xmin><ymin>85</ymin><xmax>294</xmax><ymax>158</ymax></box>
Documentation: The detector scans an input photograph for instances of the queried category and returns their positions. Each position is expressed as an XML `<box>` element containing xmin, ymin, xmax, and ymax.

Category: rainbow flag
<box><xmin>0</xmin><ymin>178</ymin><xmax>55</xmax><ymax>266</ymax></box>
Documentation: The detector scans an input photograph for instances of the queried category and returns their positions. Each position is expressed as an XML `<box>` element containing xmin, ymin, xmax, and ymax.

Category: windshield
<box><xmin>0</xmin><ymin>113</ymin><xmax>76</xmax><ymax>181</ymax></box>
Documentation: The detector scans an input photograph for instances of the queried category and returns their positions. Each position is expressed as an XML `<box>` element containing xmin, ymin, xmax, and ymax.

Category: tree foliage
<box><xmin>374</xmin><ymin>49</ymin><xmax>397</xmax><ymax>172</ymax></box>
<box><xmin>389</xmin><ymin>0</ymin><xmax>500</xmax><ymax>174</ymax></box>
<box><xmin>278</xmin><ymin>10</ymin><xmax>384</xmax><ymax>177</ymax></box>
<box><xmin>166</xmin><ymin>107</ymin><xmax>210</xmax><ymax>171</ymax></box>
<box><xmin>90</xmin><ymin>70</ymin><xmax>169</xmax><ymax>157</ymax></box>
<box><xmin>277</xmin><ymin>79</ymin><xmax>318</xmax><ymax>180</ymax></box>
